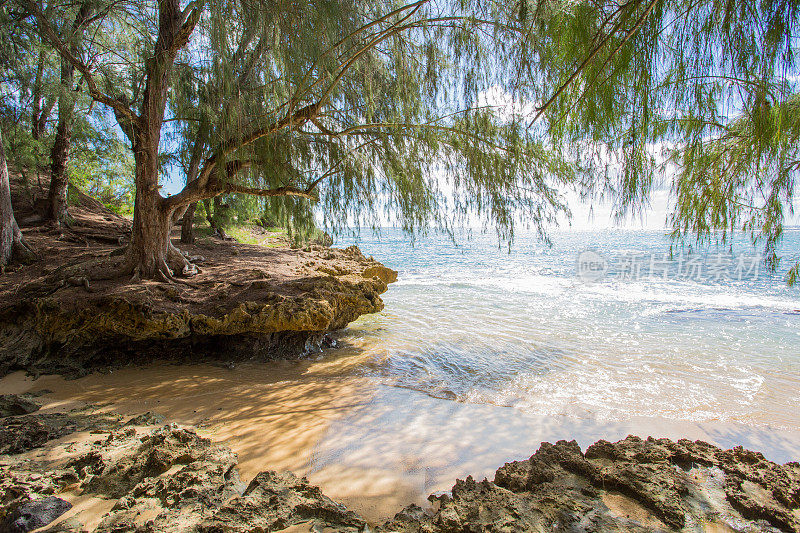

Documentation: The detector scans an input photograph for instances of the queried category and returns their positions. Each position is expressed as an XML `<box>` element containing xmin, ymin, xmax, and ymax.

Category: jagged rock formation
<box><xmin>382</xmin><ymin>436</ymin><xmax>800</xmax><ymax>533</ymax></box>
<box><xmin>0</xmin><ymin>409</ymin><xmax>121</xmax><ymax>455</ymax></box>
<box><xmin>2</xmin><ymin>398</ymin><xmax>798</xmax><ymax>533</ymax></box>
<box><xmin>0</xmin><ymin>395</ymin><xmax>40</xmax><ymax>418</ymax></box>
<box><xmin>1</xmin><ymin>417</ymin><xmax>369</xmax><ymax>532</ymax></box>
<box><xmin>196</xmin><ymin>471</ymin><xmax>367</xmax><ymax>532</ymax></box>
<box><xmin>0</xmin><ymin>496</ymin><xmax>72</xmax><ymax>533</ymax></box>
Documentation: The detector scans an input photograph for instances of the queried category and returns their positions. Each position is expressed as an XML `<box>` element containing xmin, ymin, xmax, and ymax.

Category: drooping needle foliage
<box><xmin>164</xmin><ymin>0</ymin><xmax>581</xmax><ymax>241</ymax></box>
<box><xmin>522</xmin><ymin>0</ymin><xmax>799</xmax><ymax>279</ymax></box>
<box><xmin>1</xmin><ymin>0</ymin><xmax>798</xmax><ymax>279</ymax></box>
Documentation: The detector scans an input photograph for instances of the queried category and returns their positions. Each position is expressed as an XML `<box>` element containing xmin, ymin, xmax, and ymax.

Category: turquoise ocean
<box><xmin>299</xmin><ymin>228</ymin><xmax>800</xmax><ymax>510</ymax></box>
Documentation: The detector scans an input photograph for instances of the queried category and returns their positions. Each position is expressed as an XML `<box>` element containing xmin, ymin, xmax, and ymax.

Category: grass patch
<box><xmin>228</xmin><ymin>225</ymin><xmax>289</xmax><ymax>247</ymax></box>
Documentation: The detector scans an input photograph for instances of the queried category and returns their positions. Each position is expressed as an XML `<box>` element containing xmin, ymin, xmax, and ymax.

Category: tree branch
<box><xmin>316</xmin><ymin>2</ymin><xmax>425</xmax><ymax>107</ymax></box>
<box><xmin>164</xmin><ymin>172</ymin><xmax>316</xmax><ymax>210</ymax></box>
<box><xmin>190</xmin><ymin>100</ymin><xmax>323</xmax><ymax>196</ymax></box>
<box><xmin>527</xmin><ymin>0</ymin><xmax>658</xmax><ymax>128</ymax></box>
<box><xmin>224</xmin><ymin>182</ymin><xmax>316</xmax><ymax>200</ymax></box>
<box><xmin>26</xmin><ymin>0</ymin><xmax>139</xmax><ymax>126</ymax></box>
<box><xmin>293</xmin><ymin>0</ymin><xmax>430</xmax><ymax>106</ymax></box>
<box><xmin>173</xmin><ymin>1</ymin><xmax>202</xmax><ymax>51</ymax></box>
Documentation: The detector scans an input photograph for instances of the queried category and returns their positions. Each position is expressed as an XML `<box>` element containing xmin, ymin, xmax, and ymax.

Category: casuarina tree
<box><xmin>17</xmin><ymin>0</ymin><xmax>579</xmax><ymax>280</ymax></box>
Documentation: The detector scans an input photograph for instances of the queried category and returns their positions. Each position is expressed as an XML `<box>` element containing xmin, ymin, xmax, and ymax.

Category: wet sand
<box><xmin>2</xmin><ymin>354</ymin><xmax>799</xmax><ymax>524</ymax></box>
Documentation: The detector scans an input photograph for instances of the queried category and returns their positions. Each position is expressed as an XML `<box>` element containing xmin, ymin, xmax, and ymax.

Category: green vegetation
<box><xmin>525</xmin><ymin>0</ymin><xmax>800</xmax><ymax>281</ymax></box>
<box><xmin>0</xmin><ymin>0</ymin><xmax>797</xmax><ymax>281</ymax></box>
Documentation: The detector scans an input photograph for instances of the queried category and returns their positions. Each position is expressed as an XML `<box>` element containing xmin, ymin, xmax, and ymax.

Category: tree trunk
<box><xmin>121</xmin><ymin>164</ymin><xmax>193</xmax><ymax>280</ymax></box>
<box><xmin>31</xmin><ymin>50</ymin><xmax>46</xmax><ymax>141</ymax></box>
<box><xmin>31</xmin><ymin>51</ymin><xmax>56</xmax><ymax>143</ymax></box>
<box><xmin>117</xmin><ymin>0</ymin><xmax>201</xmax><ymax>279</ymax></box>
<box><xmin>178</xmin><ymin>127</ymin><xmax>204</xmax><ymax>246</ymax></box>
<box><xmin>207</xmin><ymin>196</ymin><xmax>230</xmax><ymax>239</ymax></box>
<box><xmin>180</xmin><ymin>202</ymin><xmax>196</xmax><ymax>244</ymax></box>
<box><xmin>46</xmin><ymin>3</ymin><xmax>91</xmax><ymax>226</ymax></box>
<box><xmin>124</xmin><ymin>116</ymin><xmax>194</xmax><ymax>279</ymax></box>
<box><xmin>47</xmin><ymin>92</ymin><xmax>72</xmax><ymax>224</ymax></box>
<box><xmin>204</xmin><ymin>198</ymin><xmax>213</xmax><ymax>227</ymax></box>
<box><xmin>0</xmin><ymin>128</ymin><xmax>33</xmax><ymax>269</ymax></box>
<box><xmin>38</xmin><ymin>0</ymin><xmax>201</xmax><ymax>280</ymax></box>
<box><xmin>124</xmin><ymin>142</ymin><xmax>175</xmax><ymax>279</ymax></box>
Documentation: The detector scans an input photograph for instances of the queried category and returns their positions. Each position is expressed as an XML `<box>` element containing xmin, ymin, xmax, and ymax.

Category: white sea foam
<box><xmin>336</xmin><ymin>228</ymin><xmax>800</xmax><ymax>429</ymax></box>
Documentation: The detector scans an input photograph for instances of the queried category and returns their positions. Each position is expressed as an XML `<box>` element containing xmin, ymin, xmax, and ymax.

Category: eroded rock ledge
<box><xmin>1</xmin><ymin>177</ymin><xmax>396</xmax><ymax>377</ymax></box>
<box><xmin>0</xmin><ymin>244</ymin><xmax>397</xmax><ymax>378</ymax></box>
<box><xmin>1</xmin><ymin>400</ymin><xmax>797</xmax><ymax>532</ymax></box>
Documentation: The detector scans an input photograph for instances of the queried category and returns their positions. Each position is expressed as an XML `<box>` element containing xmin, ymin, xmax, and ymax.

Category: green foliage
<box><xmin>522</xmin><ymin>0</ymin><xmax>799</xmax><ymax>280</ymax></box>
<box><xmin>0</xmin><ymin>118</ymin><xmax>42</xmax><ymax>178</ymax></box>
<box><xmin>671</xmin><ymin>94</ymin><xmax>800</xmax><ymax>279</ymax></box>
<box><xmin>66</xmin><ymin>109</ymin><xmax>135</xmax><ymax>214</ymax></box>
<box><xmin>0</xmin><ymin>1</ymin><xmax>136</xmax><ymax>215</ymax></box>
<box><xmin>156</xmin><ymin>0</ymin><xmax>581</xmax><ymax>243</ymax></box>
<box><xmin>4</xmin><ymin>0</ymin><xmax>798</xmax><ymax>282</ymax></box>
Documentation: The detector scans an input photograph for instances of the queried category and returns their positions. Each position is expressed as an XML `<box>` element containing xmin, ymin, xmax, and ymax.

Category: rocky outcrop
<box><xmin>0</xmin><ymin>395</ymin><xmax>40</xmax><ymax>418</ymax></box>
<box><xmin>0</xmin><ymin>245</ymin><xmax>396</xmax><ymax>378</ymax></box>
<box><xmin>1</xmin><ymin>417</ymin><xmax>369</xmax><ymax>532</ymax></box>
<box><xmin>196</xmin><ymin>471</ymin><xmax>367</xmax><ymax>532</ymax></box>
<box><xmin>2</xmin><ymin>402</ymin><xmax>796</xmax><ymax>532</ymax></box>
<box><xmin>0</xmin><ymin>396</ymin><xmax>800</xmax><ymax>533</ymax></box>
<box><xmin>0</xmin><ymin>496</ymin><xmax>72</xmax><ymax>533</ymax></box>
<box><xmin>362</xmin><ymin>264</ymin><xmax>398</xmax><ymax>284</ymax></box>
<box><xmin>382</xmin><ymin>436</ymin><xmax>800</xmax><ymax>533</ymax></box>
<box><xmin>0</xmin><ymin>410</ymin><xmax>121</xmax><ymax>455</ymax></box>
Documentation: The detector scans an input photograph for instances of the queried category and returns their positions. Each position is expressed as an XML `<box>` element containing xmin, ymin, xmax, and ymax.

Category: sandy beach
<box><xmin>4</xmin><ymin>353</ymin><xmax>798</xmax><ymax>525</ymax></box>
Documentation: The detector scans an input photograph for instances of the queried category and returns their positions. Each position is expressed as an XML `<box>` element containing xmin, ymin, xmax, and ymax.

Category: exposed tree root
<box><xmin>65</xmin><ymin>275</ymin><xmax>91</xmax><ymax>292</ymax></box>
<box><xmin>11</xmin><ymin>235</ymin><xmax>36</xmax><ymax>265</ymax></box>
<box><xmin>19</xmin><ymin>241</ymin><xmax>202</xmax><ymax>295</ymax></box>
<box><xmin>2</xmin><ymin>221</ymin><xmax>36</xmax><ymax>271</ymax></box>
<box><xmin>45</xmin><ymin>214</ymin><xmax>76</xmax><ymax>231</ymax></box>
<box><xmin>167</xmin><ymin>241</ymin><xmax>201</xmax><ymax>278</ymax></box>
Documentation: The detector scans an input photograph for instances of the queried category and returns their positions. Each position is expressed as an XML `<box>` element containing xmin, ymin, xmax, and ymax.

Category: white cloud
<box><xmin>476</xmin><ymin>85</ymin><xmax>538</xmax><ymax>122</ymax></box>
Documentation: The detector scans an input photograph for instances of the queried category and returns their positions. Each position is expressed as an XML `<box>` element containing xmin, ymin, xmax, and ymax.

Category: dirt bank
<box><xmin>0</xmin><ymin>179</ymin><xmax>396</xmax><ymax>377</ymax></box>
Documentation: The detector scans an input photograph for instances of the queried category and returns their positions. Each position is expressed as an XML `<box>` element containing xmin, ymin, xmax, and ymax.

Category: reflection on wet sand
<box><xmin>3</xmin><ymin>352</ymin><xmax>799</xmax><ymax>524</ymax></box>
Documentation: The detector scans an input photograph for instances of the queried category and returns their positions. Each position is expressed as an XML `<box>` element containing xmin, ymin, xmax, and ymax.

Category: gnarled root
<box><xmin>11</xmin><ymin>235</ymin><xmax>35</xmax><ymax>264</ymax></box>
<box><xmin>1</xmin><ymin>227</ymin><xmax>36</xmax><ymax>274</ymax></box>
<box><xmin>167</xmin><ymin>241</ymin><xmax>200</xmax><ymax>278</ymax></box>
<box><xmin>18</xmin><ymin>243</ymin><xmax>203</xmax><ymax>295</ymax></box>
<box><xmin>122</xmin><ymin>244</ymin><xmax>201</xmax><ymax>287</ymax></box>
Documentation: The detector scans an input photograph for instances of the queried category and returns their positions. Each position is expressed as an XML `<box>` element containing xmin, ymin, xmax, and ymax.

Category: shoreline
<box><xmin>3</xmin><ymin>359</ymin><xmax>798</xmax><ymax>525</ymax></box>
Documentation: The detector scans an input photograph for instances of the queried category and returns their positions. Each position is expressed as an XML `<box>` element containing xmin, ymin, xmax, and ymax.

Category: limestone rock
<box><xmin>0</xmin><ymin>417</ymin><xmax>58</xmax><ymax>456</ymax></box>
<box><xmin>382</xmin><ymin>436</ymin><xmax>799</xmax><ymax>533</ymax></box>
<box><xmin>362</xmin><ymin>265</ymin><xmax>398</xmax><ymax>284</ymax></box>
<box><xmin>4</xmin><ymin>415</ymin><xmax>796</xmax><ymax>533</ymax></box>
<box><xmin>82</xmin><ymin>426</ymin><xmax>236</xmax><ymax>499</ymax></box>
<box><xmin>0</xmin><ymin>246</ymin><xmax>395</xmax><ymax>378</ymax></box>
<box><xmin>0</xmin><ymin>496</ymin><xmax>71</xmax><ymax>532</ymax></box>
<box><xmin>197</xmin><ymin>471</ymin><xmax>367</xmax><ymax>532</ymax></box>
<box><xmin>0</xmin><ymin>395</ymin><xmax>40</xmax><ymax>418</ymax></box>
<box><xmin>123</xmin><ymin>412</ymin><xmax>165</xmax><ymax>427</ymax></box>
<box><xmin>0</xmin><ymin>411</ymin><xmax>121</xmax><ymax>455</ymax></box>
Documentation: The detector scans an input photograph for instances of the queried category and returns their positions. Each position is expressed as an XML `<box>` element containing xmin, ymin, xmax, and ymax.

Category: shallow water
<box><xmin>4</xmin><ymin>227</ymin><xmax>799</xmax><ymax>524</ymax></box>
<box><xmin>335</xmin><ymin>227</ymin><xmax>800</xmax><ymax>428</ymax></box>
